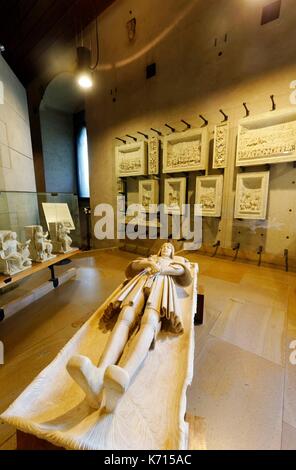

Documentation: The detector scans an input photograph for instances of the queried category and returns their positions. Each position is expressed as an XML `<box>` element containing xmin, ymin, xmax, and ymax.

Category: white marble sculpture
<box><xmin>234</xmin><ymin>171</ymin><xmax>270</xmax><ymax>220</ymax></box>
<box><xmin>139</xmin><ymin>179</ymin><xmax>159</xmax><ymax>212</ymax></box>
<box><xmin>25</xmin><ymin>225</ymin><xmax>56</xmax><ymax>263</ymax></box>
<box><xmin>195</xmin><ymin>175</ymin><xmax>223</xmax><ymax>217</ymax></box>
<box><xmin>163</xmin><ymin>128</ymin><xmax>208</xmax><ymax>173</ymax></box>
<box><xmin>49</xmin><ymin>222</ymin><xmax>75</xmax><ymax>254</ymax></box>
<box><xmin>1</xmin><ymin>260</ymin><xmax>198</xmax><ymax>449</ymax></box>
<box><xmin>164</xmin><ymin>177</ymin><xmax>186</xmax><ymax>214</ymax></box>
<box><xmin>67</xmin><ymin>242</ymin><xmax>192</xmax><ymax>413</ymax></box>
<box><xmin>236</xmin><ymin>108</ymin><xmax>296</xmax><ymax>166</ymax></box>
<box><xmin>0</xmin><ymin>231</ymin><xmax>32</xmax><ymax>275</ymax></box>
<box><xmin>148</xmin><ymin>136</ymin><xmax>160</xmax><ymax>174</ymax></box>
<box><xmin>213</xmin><ymin>122</ymin><xmax>229</xmax><ymax>169</ymax></box>
<box><xmin>116</xmin><ymin>178</ymin><xmax>125</xmax><ymax>193</ymax></box>
<box><xmin>116</xmin><ymin>141</ymin><xmax>147</xmax><ymax>177</ymax></box>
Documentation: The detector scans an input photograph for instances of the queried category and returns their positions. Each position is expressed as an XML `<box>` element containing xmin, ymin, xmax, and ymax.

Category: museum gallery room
<box><xmin>0</xmin><ymin>0</ymin><xmax>296</xmax><ymax>453</ymax></box>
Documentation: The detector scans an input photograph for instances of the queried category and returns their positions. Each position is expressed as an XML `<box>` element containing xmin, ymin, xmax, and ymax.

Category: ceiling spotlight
<box><xmin>75</xmin><ymin>16</ymin><xmax>100</xmax><ymax>90</ymax></box>
<box><xmin>0</xmin><ymin>45</ymin><xmax>5</xmax><ymax>53</ymax></box>
<box><xmin>76</xmin><ymin>46</ymin><xmax>93</xmax><ymax>90</ymax></box>
<box><xmin>77</xmin><ymin>73</ymin><xmax>93</xmax><ymax>89</ymax></box>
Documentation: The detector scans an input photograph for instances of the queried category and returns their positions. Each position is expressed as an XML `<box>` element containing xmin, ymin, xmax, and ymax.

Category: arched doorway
<box><xmin>39</xmin><ymin>72</ymin><xmax>90</xmax><ymax>249</ymax></box>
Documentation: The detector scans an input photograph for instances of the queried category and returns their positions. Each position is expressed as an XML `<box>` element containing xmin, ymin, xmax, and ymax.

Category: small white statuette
<box><xmin>234</xmin><ymin>171</ymin><xmax>269</xmax><ymax>220</ymax></box>
<box><xmin>49</xmin><ymin>222</ymin><xmax>76</xmax><ymax>254</ymax></box>
<box><xmin>25</xmin><ymin>225</ymin><xmax>56</xmax><ymax>263</ymax></box>
<box><xmin>195</xmin><ymin>175</ymin><xmax>223</xmax><ymax>217</ymax></box>
<box><xmin>0</xmin><ymin>231</ymin><xmax>32</xmax><ymax>275</ymax></box>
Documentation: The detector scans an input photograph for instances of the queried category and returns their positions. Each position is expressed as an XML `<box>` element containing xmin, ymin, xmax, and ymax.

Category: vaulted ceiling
<box><xmin>0</xmin><ymin>0</ymin><xmax>115</xmax><ymax>85</ymax></box>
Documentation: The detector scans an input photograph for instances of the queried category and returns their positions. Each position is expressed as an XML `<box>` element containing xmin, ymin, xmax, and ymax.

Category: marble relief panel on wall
<box><xmin>236</xmin><ymin>109</ymin><xmax>296</xmax><ymax>166</ymax></box>
<box><xmin>195</xmin><ymin>175</ymin><xmax>223</xmax><ymax>217</ymax></box>
<box><xmin>148</xmin><ymin>136</ymin><xmax>160</xmax><ymax>175</ymax></box>
<box><xmin>116</xmin><ymin>141</ymin><xmax>147</xmax><ymax>177</ymax></box>
<box><xmin>163</xmin><ymin>128</ymin><xmax>208</xmax><ymax>173</ymax></box>
<box><xmin>116</xmin><ymin>178</ymin><xmax>125</xmax><ymax>193</ymax></box>
<box><xmin>213</xmin><ymin>122</ymin><xmax>229</xmax><ymax>169</ymax></box>
<box><xmin>234</xmin><ymin>171</ymin><xmax>269</xmax><ymax>220</ymax></box>
<box><xmin>164</xmin><ymin>177</ymin><xmax>186</xmax><ymax>215</ymax></box>
<box><xmin>139</xmin><ymin>179</ymin><xmax>159</xmax><ymax>212</ymax></box>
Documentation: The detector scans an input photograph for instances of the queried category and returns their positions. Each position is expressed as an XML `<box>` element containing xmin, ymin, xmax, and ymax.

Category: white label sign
<box><xmin>42</xmin><ymin>203</ymin><xmax>75</xmax><ymax>230</ymax></box>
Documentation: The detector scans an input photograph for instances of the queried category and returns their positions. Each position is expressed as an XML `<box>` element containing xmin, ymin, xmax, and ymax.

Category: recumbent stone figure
<box><xmin>67</xmin><ymin>242</ymin><xmax>192</xmax><ymax>413</ymax></box>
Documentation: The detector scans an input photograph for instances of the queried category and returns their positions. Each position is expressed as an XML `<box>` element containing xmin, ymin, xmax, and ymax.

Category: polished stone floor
<box><xmin>0</xmin><ymin>249</ymin><xmax>295</xmax><ymax>450</ymax></box>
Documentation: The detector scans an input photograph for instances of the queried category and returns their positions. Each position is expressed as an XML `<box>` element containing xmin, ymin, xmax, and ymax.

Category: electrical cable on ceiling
<box><xmin>90</xmin><ymin>5</ymin><xmax>99</xmax><ymax>70</ymax></box>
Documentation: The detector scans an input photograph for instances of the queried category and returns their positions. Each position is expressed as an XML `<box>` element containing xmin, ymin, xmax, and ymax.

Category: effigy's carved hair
<box><xmin>156</xmin><ymin>242</ymin><xmax>175</xmax><ymax>258</ymax></box>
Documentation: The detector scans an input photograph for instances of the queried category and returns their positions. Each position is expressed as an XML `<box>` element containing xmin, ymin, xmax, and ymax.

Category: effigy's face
<box><xmin>161</xmin><ymin>243</ymin><xmax>173</xmax><ymax>258</ymax></box>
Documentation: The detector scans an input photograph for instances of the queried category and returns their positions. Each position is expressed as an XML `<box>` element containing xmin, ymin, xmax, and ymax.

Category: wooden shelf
<box><xmin>0</xmin><ymin>249</ymin><xmax>80</xmax><ymax>289</ymax></box>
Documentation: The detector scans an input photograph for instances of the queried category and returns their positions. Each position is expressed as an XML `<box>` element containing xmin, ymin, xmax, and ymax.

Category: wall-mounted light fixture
<box><xmin>76</xmin><ymin>15</ymin><xmax>99</xmax><ymax>90</ymax></box>
<box><xmin>76</xmin><ymin>46</ymin><xmax>93</xmax><ymax>89</ymax></box>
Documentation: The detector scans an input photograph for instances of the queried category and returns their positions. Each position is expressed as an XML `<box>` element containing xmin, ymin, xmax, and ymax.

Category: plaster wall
<box><xmin>0</xmin><ymin>54</ymin><xmax>36</xmax><ymax>192</ymax></box>
<box><xmin>40</xmin><ymin>107</ymin><xmax>77</xmax><ymax>194</ymax></box>
<box><xmin>0</xmin><ymin>55</ymin><xmax>38</xmax><ymax>238</ymax></box>
<box><xmin>85</xmin><ymin>0</ymin><xmax>296</xmax><ymax>264</ymax></box>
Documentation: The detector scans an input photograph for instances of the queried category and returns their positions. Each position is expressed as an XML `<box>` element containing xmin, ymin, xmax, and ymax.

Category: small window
<box><xmin>77</xmin><ymin>126</ymin><xmax>90</xmax><ymax>198</ymax></box>
<box><xmin>261</xmin><ymin>0</ymin><xmax>281</xmax><ymax>25</ymax></box>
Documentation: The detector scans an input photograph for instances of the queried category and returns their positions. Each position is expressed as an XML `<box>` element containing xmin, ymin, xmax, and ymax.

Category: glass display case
<box><xmin>0</xmin><ymin>191</ymin><xmax>39</xmax><ymax>242</ymax></box>
<box><xmin>37</xmin><ymin>193</ymin><xmax>81</xmax><ymax>247</ymax></box>
<box><xmin>0</xmin><ymin>191</ymin><xmax>81</xmax><ymax>247</ymax></box>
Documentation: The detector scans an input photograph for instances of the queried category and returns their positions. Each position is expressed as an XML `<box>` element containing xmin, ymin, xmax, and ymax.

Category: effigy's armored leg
<box><xmin>66</xmin><ymin>355</ymin><xmax>105</xmax><ymax>408</ymax></box>
<box><xmin>66</xmin><ymin>293</ymin><xmax>145</xmax><ymax>409</ymax></box>
<box><xmin>120</xmin><ymin>308</ymin><xmax>161</xmax><ymax>377</ymax></box>
<box><xmin>103</xmin><ymin>307</ymin><xmax>161</xmax><ymax>413</ymax></box>
<box><xmin>99</xmin><ymin>304</ymin><xmax>142</xmax><ymax>368</ymax></box>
